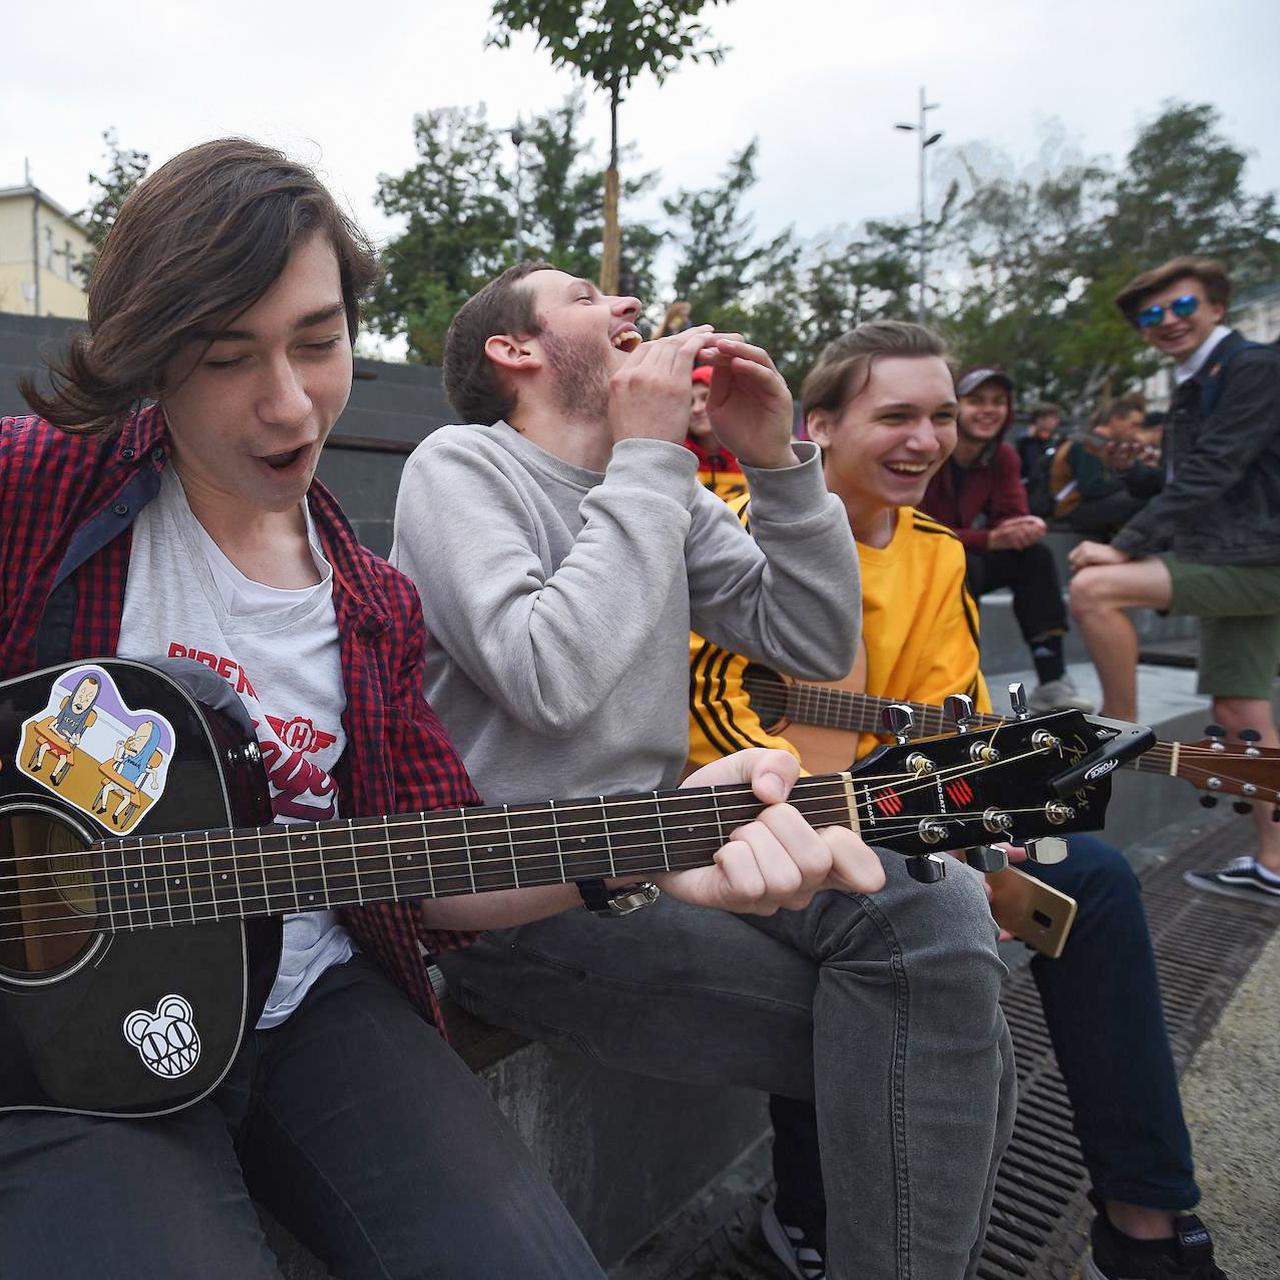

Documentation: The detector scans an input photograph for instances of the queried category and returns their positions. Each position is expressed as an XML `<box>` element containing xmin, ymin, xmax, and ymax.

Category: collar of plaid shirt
<box><xmin>0</xmin><ymin>404</ymin><xmax>481</xmax><ymax>1030</ymax></box>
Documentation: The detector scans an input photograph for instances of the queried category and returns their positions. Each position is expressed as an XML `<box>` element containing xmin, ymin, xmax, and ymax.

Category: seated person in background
<box><xmin>1051</xmin><ymin>394</ymin><xmax>1154</xmax><ymax>539</ymax></box>
<box><xmin>688</xmin><ymin>320</ymin><xmax>1226</xmax><ymax>1280</ymax></box>
<box><xmin>1016</xmin><ymin>400</ymin><xmax>1065</xmax><ymax>517</ymax></box>
<box><xmin>1070</xmin><ymin>255</ymin><xmax>1280</xmax><ymax>905</ymax></box>
<box><xmin>391</xmin><ymin>266</ymin><xmax>1016</xmax><ymax>1280</ymax></box>
<box><xmin>921</xmin><ymin>367</ymin><xmax>1092</xmax><ymax>713</ymax></box>
<box><xmin>684</xmin><ymin>363</ymin><xmax>747</xmax><ymax>502</ymax></box>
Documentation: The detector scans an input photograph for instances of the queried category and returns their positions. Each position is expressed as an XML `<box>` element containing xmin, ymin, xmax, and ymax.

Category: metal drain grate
<box><xmin>614</xmin><ymin>814</ymin><xmax>1279</xmax><ymax>1280</ymax></box>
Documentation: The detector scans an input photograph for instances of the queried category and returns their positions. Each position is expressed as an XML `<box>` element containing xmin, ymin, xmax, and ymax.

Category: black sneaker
<box><xmin>760</xmin><ymin>1198</ymin><xmax>826</xmax><ymax>1280</ymax></box>
<box><xmin>1085</xmin><ymin>1211</ymin><xmax>1226</xmax><ymax>1279</ymax></box>
<box><xmin>1184</xmin><ymin>856</ymin><xmax>1280</xmax><ymax>906</ymax></box>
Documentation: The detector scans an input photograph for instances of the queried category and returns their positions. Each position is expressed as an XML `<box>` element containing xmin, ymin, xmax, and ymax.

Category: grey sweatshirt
<box><xmin>390</xmin><ymin>424</ymin><xmax>859</xmax><ymax>804</ymax></box>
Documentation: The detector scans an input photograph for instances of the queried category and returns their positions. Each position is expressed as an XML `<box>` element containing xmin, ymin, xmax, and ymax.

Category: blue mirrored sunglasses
<box><xmin>1136</xmin><ymin>294</ymin><xmax>1200</xmax><ymax>329</ymax></box>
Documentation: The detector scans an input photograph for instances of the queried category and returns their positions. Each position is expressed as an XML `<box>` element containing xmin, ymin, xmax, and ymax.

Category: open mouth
<box><xmin>261</xmin><ymin>446</ymin><xmax>306</xmax><ymax>471</ymax></box>
<box><xmin>611</xmin><ymin>329</ymin><xmax>643</xmax><ymax>354</ymax></box>
<box><xmin>884</xmin><ymin>461</ymin><xmax>930</xmax><ymax>477</ymax></box>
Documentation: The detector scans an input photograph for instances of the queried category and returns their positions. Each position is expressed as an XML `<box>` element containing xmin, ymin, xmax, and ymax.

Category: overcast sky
<box><xmin>4</xmin><ymin>0</ymin><xmax>1277</xmax><ymax>290</ymax></box>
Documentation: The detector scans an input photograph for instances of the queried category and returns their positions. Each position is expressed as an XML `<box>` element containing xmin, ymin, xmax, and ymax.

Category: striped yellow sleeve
<box><xmin>686</xmin><ymin>635</ymin><xmax>803</xmax><ymax>771</ymax></box>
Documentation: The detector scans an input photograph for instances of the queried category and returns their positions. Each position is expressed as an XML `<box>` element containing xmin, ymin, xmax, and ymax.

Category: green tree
<box><xmin>937</xmin><ymin>102</ymin><xmax>1280</xmax><ymax>409</ymax></box>
<box><xmin>488</xmin><ymin>0</ymin><xmax>730</xmax><ymax>292</ymax></box>
<box><xmin>366</xmin><ymin>106</ymin><xmax>515</xmax><ymax>365</ymax></box>
<box><xmin>367</xmin><ymin>96</ymin><xmax>663</xmax><ymax>363</ymax></box>
<box><xmin>76</xmin><ymin>128</ymin><xmax>150</xmax><ymax>284</ymax></box>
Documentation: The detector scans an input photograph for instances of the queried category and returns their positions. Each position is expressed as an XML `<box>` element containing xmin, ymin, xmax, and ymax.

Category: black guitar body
<box><xmin>0</xmin><ymin>660</ymin><xmax>278</xmax><ymax>1116</ymax></box>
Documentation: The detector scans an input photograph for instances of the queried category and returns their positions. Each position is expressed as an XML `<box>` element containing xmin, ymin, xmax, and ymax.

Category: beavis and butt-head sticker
<box><xmin>17</xmin><ymin>664</ymin><xmax>175</xmax><ymax>834</ymax></box>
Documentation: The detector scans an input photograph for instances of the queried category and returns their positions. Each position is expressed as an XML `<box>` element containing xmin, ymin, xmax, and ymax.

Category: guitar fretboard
<box><xmin>91</xmin><ymin>775</ymin><xmax>861</xmax><ymax>932</ymax></box>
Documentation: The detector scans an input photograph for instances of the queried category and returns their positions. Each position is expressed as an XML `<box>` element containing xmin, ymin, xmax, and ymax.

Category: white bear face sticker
<box><xmin>123</xmin><ymin>995</ymin><xmax>201</xmax><ymax>1078</ymax></box>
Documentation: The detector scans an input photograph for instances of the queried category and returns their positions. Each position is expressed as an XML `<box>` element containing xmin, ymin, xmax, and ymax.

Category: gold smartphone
<box><xmin>987</xmin><ymin>867</ymin><xmax>1078</xmax><ymax>959</ymax></box>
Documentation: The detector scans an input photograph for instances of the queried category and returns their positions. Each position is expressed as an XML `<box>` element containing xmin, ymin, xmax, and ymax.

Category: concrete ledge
<box><xmin>263</xmin><ymin>1003</ymin><xmax>768</xmax><ymax>1276</ymax></box>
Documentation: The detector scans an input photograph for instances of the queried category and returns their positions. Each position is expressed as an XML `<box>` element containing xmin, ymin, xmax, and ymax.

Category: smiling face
<box><xmin>808</xmin><ymin>356</ymin><xmax>958</xmax><ymax>520</ymax></box>
<box><xmin>513</xmin><ymin>269</ymin><xmax>644</xmax><ymax>423</ymax></box>
<box><xmin>957</xmin><ymin>380</ymin><xmax>1011</xmax><ymax>443</ymax></box>
<box><xmin>1134</xmin><ymin>275</ymin><xmax>1226</xmax><ymax>362</ymax></box>
<box><xmin>158</xmin><ymin>232</ymin><xmax>353</xmax><ymax>517</ymax></box>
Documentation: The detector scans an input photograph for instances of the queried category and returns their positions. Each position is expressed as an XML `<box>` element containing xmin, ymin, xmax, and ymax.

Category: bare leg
<box><xmin>1211</xmin><ymin>697</ymin><xmax>1280</xmax><ymax>872</ymax></box>
<box><xmin>1069</xmin><ymin>561</ymin><xmax>1174</xmax><ymax>721</ymax></box>
<box><xmin>1105</xmin><ymin>1202</ymin><xmax>1178</xmax><ymax>1241</ymax></box>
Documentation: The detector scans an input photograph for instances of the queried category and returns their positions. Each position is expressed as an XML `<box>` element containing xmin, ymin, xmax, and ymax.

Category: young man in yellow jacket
<box><xmin>689</xmin><ymin>322</ymin><xmax>1224</xmax><ymax>1280</ymax></box>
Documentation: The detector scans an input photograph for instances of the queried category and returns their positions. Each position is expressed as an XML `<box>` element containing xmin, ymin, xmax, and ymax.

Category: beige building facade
<box><xmin>0</xmin><ymin>186</ymin><xmax>91</xmax><ymax>320</ymax></box>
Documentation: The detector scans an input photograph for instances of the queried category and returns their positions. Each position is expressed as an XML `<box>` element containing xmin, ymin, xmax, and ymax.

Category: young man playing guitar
<box><xmin>392</xmin><ymin>267</ymin><xmax>1018</xmax><ymax>1280</ymax></box>
<box><xmin>687</xmin><ymin>322</ymin><xmax>1225</xmax><ymax>1280</ymax></box>
<box><xmin>0</xmin><ymin>140</ymin><xmax>875</xmax><ymax>1280</ymax></box>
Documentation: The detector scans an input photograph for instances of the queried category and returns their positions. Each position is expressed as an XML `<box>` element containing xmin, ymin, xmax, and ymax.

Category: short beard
<box><xmin>541</xmin><ymin>330</ymin><xmax>611</xmax><ymax>423</ymax></box>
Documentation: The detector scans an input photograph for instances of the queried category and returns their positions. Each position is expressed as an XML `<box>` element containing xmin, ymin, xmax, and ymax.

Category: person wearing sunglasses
<box><xmin>1069</xmin><ymin>256</ymin><xmax>1280</xmax><ymax>906</ymax></box>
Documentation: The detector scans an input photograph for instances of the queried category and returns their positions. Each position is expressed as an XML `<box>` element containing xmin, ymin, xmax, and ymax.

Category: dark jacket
<box><xmin>1112</xmin><ymin>331</ymin><xmax>1280</xmax><ymax>565</ymax></box>
<box><xmin>921</xmin><ymin>442</ymin><xmax>1029</xmax><ymax>551</ymax></box>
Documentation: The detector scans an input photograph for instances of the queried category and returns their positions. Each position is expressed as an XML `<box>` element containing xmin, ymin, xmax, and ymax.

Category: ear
<box><xmin>123</xmin><ymin>1010</ymin><xmax>154</xmax><ymax>1046</ymax></box>
<box><xmin>806</xmin><ymin>408</ymin><xmax>836</xmax><ymax>449</ymax></box>
<box><xmin>484</xmin><ymin>333</ymin><xmax>542</xmax><ymax>376</ymax></box>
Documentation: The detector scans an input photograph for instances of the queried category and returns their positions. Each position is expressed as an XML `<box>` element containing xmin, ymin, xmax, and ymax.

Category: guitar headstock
<box><xmin>1177</xmin><ymin>724</ymin><xmax>1280</xmax><ymax>815</ymax></box>
<box><xmin>849</xmin><ymin>705</ymin><xmax>1154</xmax><ymax>877</ymax></box>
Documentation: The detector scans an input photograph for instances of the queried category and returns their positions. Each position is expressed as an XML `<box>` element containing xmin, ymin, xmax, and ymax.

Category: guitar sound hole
<box><xmin>0</xmin><ymin>810</ymin><xmax>100</xmax><ymax>977</ymax></box>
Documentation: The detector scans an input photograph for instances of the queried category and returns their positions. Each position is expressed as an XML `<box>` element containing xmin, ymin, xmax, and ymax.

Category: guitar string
<box><xmin>0</xmin><ymin>802</ymin><xmax>1073</xmax><ymax>946</ymax></box>
<box><xmin>0</xmin><ymin>738</ymin><xmax>1054</xmax><ymax>877</ymax></box>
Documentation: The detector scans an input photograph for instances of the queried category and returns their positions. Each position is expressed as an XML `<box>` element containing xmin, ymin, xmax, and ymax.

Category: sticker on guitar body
<box><xmin>16</xmin><ymin>664</ymin><xmax>175</xmax><ymax>834</ymax></box>
<box><xmin>123</xmin><ymin>995</ymin><xmax>201</xmax><ymax>1078</ymax></box>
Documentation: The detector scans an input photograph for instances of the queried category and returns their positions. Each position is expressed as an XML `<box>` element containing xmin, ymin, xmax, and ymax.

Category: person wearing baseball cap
<box><xmin>921</xmin><ymin>366</ymin><xmax>1092</xmax><ymax>712</ymax></box>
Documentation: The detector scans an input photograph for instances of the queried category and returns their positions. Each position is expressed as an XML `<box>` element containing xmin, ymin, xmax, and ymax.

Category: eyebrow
<box><xmin>194</xmin><ymin>302</ymin><xmax>346</xmax><ymax>343</ymax></box>
<box><xmin>568</xmin><ymin>278</ymin><xmax>600</xmax><ymax>299</ymax></box>
<box><xmin>876</xmin><ymin>401</ymin><xmax>959</xmax><ymax>414</ymax></box>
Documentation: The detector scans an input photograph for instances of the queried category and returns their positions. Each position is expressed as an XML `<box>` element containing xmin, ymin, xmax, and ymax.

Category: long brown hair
<box><xmin>21</xmin><ymin>138</ymin><xmax>378</xmax><ymax>434</ymax></box>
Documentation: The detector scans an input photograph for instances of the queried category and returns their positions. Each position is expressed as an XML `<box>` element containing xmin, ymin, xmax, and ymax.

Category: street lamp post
<box><xmin>507</xmin><ymin>120</ymin><xmax>527</xmax><ymax>262</ymax></box>
<box><xmin>895</xmin><ymin>87</ymin><xmax>943</xmax><ymax>323</ymax></box>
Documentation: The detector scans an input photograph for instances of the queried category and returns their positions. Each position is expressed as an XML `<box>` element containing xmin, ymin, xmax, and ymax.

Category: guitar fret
<box><xmin>351</xmin><ymin>819</ymin><xmax>364</xmax><ymax>904</ymax></box>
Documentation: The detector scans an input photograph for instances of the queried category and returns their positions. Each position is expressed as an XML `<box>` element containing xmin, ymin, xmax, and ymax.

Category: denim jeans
<box><xmin>0</xmin><ymin>956</ymin><xmax>603</xmax><ymax>1280</ymax></box>
<box><xmin>439</xmin><ymin>850</ymin><xmax>1017</xmax><ymax>1280</ymax></box>
<box><xmin>770</xmin><ymin>835</ymin><xmax>1199</xmax><ymax>1250</ymax></box>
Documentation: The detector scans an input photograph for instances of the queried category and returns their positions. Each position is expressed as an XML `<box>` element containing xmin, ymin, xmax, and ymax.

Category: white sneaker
<box><xmin>760</xmin><ymin>1199</ymin><xmax>826</xmax><ymax>1280</ymax></box>
<box><xmin>1027</xmin><ymin>675</ymin><xmax>1094</xmax><ymax>714</ymax></box>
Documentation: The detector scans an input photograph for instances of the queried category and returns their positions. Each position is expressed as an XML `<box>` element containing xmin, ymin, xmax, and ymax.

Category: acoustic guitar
<box><xmin>0</xmin><ymin>658</ymin><xmax>1152</xmax><ymax>1117</ymax></box>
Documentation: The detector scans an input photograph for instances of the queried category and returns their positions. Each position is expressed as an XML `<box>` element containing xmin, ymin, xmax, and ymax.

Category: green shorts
<box><xmin>1161</xmin><ymin>554</ymin><xmax>1280</xmax><ymax>699</ymax></box>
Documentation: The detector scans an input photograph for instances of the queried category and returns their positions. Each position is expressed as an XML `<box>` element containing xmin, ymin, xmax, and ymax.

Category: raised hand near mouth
<box><xmin>696</xmin><ymin>335</ymin><xmax>799</xmax><ymax>470</ymax></box>
<box><xmin>608</xmin><ymin>325</ymin><xmax>715</xmax><ymax>446</ymax></box>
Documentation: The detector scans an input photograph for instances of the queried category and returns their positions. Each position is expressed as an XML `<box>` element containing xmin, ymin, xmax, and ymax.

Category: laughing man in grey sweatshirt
<box><xmin>391</xmin><ymin>263</ymin><xmax>1013</xmax><ymax>1280</ymax></box>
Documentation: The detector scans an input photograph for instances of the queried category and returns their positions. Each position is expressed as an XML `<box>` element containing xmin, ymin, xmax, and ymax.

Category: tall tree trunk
<box><xmin>600</xmin><ymin>81</ymin><xmax>621</xmax><ymax>294</ymax></box>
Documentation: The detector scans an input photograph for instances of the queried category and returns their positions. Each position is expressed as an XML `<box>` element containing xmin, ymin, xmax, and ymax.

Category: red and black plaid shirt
<box><xmin>0</xmin><ymin>405</ymin><xmax>479</xmax><ymax>1030</ymax></box>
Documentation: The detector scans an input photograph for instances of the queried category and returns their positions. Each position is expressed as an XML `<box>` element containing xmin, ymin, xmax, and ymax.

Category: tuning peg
<box><xmin>880</xmin><ymin>703</ymin><xmax>915</xmax><ymax>745</ymax></box>
<box><xmin>1272</xmin><ymin>806</ymin><xmax>1280</xmax><ymax>823</ymax></box>
<box><xmin>1024</xmin><ymin>837</ymin><xmax>1068</xmax><ymax>864</ymax></box>
<box><xmin>1204</xmin><ymin>723</ymin><xmax>1226</xmax><ymax>752</ymax></box>
<box><xmin>1239</xmin><ymin>728</ymin><xmax>1261</xmax><ymax>743</ymax></box>
<box><xmin>1199</xmin><ymin>794</ymin><xmax>1218</xmax><ymax>809</ymax></box>
<box><xmin>1233</xmin><ymin>801</ymin><xmax>1254</xmax><ymax>815</ymax></box>
<box><xmin>945</xmin><ymin>693</ymin><xmax>977</xmax><ymax>733</ymax></box>
<box><xmin>964</xmin><ymin>845</ymin><xmax>1009</xmax><ymax>873</ymax></box>
<box><xmin>906</xmin><ymin>854</ymin><xmax>948</xmax><ymax>884</ymax></box>
<box><xmin>1008</xmin><ymin>683</ymin><xmax>1030</xmax><ymax>721</ymax></box>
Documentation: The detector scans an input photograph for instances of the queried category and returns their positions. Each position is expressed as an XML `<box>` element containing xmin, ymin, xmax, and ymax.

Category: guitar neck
<box><xmin>91</xmin><ymin>775</ymin><xmax>860</xmax><ymax>932</ymax></box>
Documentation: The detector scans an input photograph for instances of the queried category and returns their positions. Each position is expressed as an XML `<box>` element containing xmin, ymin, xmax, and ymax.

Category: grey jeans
<box><xmin>439</xmin><ymin>851</ymin><xmax>1017</xmax><ymax>1280</ymax></box>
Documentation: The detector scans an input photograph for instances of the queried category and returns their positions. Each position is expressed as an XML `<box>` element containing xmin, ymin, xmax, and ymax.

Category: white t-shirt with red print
<box><xmin>118</xmin><ymin>465</ymin><xmax>354</xmax><ymax>1029</ymax></box>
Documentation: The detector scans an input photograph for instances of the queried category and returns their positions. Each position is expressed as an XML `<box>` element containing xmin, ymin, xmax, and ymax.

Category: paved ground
<box><xmin>1178</xmin><ymin>926</ymin><xmax>1280</xmax><ymax>1278</ymax></box>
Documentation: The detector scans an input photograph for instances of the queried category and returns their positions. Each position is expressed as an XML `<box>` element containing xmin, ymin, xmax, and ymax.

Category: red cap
<box><xmin>691</xmin><ymin>365</ymin><xmax>714</xmax><ymax>386</ymax></box>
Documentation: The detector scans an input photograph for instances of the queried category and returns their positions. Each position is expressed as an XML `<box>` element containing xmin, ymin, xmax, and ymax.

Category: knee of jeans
<box><xmin>836</xmin><ymin>858</ymin><xmax>1003</xmax><ymax>987</ymax></box>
